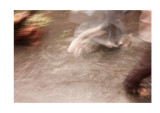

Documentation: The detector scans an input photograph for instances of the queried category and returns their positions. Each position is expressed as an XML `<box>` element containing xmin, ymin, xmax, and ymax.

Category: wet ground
<box><xmin>14</xmin><ymin>11</ymin><xmax>151</xmax><ymax>103</ymax></box>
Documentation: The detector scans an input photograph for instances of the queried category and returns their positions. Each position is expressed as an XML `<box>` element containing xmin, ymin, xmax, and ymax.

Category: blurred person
<box><xmin>124</xmin><ymin>10</ymin><xmax>151</xmax><ymax>96</ymax></box>
<box><xmin>68</xmin><ymin>10</ymin><xmax>130</xmax><ymax>56</ymax></box>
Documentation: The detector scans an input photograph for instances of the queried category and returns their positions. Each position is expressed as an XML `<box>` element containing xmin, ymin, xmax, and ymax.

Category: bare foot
<box><xmin>138</xmin><ymin>88</ymin><xmax>151</xmax><ymax>96</ymax></box>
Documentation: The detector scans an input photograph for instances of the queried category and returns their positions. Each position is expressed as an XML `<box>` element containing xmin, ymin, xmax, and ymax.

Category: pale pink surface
<box><xmin>139</xmin><ymin>10</ymin><xmax>151</xmax><ymax>42</ymax></box>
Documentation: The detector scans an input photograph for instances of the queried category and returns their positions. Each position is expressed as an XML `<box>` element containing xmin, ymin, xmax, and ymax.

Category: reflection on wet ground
<box><xmin>14</xmin><ymin>11</ymin><xmax>151</xmax><ymax>103</ymax></box>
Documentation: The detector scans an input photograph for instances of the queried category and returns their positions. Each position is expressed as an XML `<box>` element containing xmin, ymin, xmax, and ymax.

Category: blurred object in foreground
<box><xmin>14</xmin><ymin>10</ymin><xmax>52</xmax><ymax>45</ymax></box>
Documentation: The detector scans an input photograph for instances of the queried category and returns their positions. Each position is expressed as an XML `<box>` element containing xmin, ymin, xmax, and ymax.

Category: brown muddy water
<box><xmin>14</xmin><ymin>11</ymin><xmax>151</xmax><ymax>103</ymax></box>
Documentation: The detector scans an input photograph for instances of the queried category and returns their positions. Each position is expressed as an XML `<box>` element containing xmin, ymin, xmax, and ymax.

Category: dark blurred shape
<box><xmin>124</xmin><ymin>10</ymin><xmax>151</xmax><ymax>96</ymax></box>
<box><xmin>14</xmin><ymin>10</ymin><xmax>42</xmax><ymax>45</ymax></box>
<box><xmin>124</xmin><ymin>43</ymin><xmax>151</xmax><ymax>94</ymax></box>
